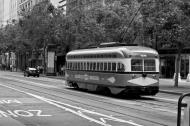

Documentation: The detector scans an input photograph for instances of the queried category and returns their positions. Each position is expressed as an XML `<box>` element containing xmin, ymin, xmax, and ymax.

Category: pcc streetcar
<box><xmin>65</xmin><ymin>43</ymin><xmax>159</xmax><ymax>96</ymax></box>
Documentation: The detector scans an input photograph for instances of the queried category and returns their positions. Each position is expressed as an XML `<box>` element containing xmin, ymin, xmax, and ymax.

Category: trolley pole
<box><xmin>177</xmin><ymin>93</ymin><xmax>190</xmax><ymax>126</ymax></box>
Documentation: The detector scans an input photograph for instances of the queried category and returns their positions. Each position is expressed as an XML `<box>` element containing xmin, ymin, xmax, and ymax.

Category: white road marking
<box><xmin>0</xmin><ymin>110</ymin><xmax>52</xmax><ymax>117</ymax></box>
<box><xmin>0</xmin><ymin>83</ymin><xmax>143</xmax><ymax>126</ymax></box>
<box><xmin>29</xmin><ymin>94</ymin><xmax>143</xmax><ymax>126</ymax></box>
<box><xmin>0</xmin><ymin>99</ymin><xmax>22</xmax><ymax>104</ymax></box>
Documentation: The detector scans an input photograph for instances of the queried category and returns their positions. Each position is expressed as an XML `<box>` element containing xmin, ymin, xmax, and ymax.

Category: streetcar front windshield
<box><xmin>131</xmin><ymin>59</ymin><xmax>156</xmax><ymax>72</ymax></box>
<box><xmin>131</xmin><ymin>59</ymin><xmax>143</xmax><ymax>71</ymax></box>
<box><xmin>144</xmin><ymin>59</ymin><xmax>156</xmax><ymax>71</ymax></box>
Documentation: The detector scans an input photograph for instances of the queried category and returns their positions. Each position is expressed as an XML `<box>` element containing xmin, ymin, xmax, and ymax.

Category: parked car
<box><xmin>24</xmin><ymin>67</ymin><xmax>40</xmax><ymax>77</ymax></box>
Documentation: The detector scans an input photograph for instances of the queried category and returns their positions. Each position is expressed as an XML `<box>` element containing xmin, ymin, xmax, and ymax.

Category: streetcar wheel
<box><xmin>103</xmin><ymin>87</ymin><xmax>111</xmax><ymax>96</ymax></box>
<box><xmin>72</xmin><ymin>82</ymin><xmax>79</xmax><ymax>89</ymax></box>
<box><xmin>96</xmin><ymin>86</ymin><xmax>111</xmax><ymax>96</ymax></box>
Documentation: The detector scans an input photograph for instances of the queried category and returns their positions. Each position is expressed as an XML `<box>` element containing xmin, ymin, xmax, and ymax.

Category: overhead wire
<box><xmin>120</xmin><ymin>0</ymin><xmax>149</xmax><ymax>42</ymax></box>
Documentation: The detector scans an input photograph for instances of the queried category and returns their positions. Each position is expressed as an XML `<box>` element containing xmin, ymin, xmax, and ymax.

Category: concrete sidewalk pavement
<box><xmin>159</xmin><ymin>79</ymin><xmax>190</xmax><ymax>95</ymax></box>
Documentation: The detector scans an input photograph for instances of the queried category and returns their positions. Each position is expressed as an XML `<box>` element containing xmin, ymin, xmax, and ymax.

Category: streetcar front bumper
<box><xmin>121</xmin><ymin>86</ymin><xmax>159</xmax><ymax>95</ymax></box>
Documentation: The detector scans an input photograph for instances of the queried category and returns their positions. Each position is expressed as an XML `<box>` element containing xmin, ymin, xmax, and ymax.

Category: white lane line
<box><xmin>0</xmin><ymin>77</ymin><xmax>58</xmax><ymax>88</ymax></box>
<box><xmin>0</xmin><ymin>83</ymin><xmax>143</xmax><ymax>126</ymax></box>
<box><xmin>29</xmin><ymin>93</ymin><xmax>144</xmax><ymax>126</ymax></box>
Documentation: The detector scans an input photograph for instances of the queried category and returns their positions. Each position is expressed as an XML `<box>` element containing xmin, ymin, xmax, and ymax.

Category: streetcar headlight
<box><xmin>152</xmin><ymin>75</ymin><xmax>156</xmax><ymax>78</ymax></box>
<box><xmin>132</xmin><ymin>74</ymin><xmax>136</xmax><ymax>79</ymax></box>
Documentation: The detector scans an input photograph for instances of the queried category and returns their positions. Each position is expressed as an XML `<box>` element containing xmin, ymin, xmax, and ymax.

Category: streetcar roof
<box><xmin>66</xmin><ymin>46</ymin><xmax>158</xmax><ymax>58</ymax></box>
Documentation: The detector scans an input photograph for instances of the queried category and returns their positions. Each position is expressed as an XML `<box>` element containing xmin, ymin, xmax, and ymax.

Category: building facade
<box><xmin>9</xmin><ymin>0</ymin><xmax>18</xmax><ymax>21</ymax></box>
<box><xmin>17</xmin><ymin>0</ymin><xmax>49</xmax><ymax>13</ymax></box>
<box><xmin>159</xmin><ymin>48</ymin><xmax>190</xmax><ymax>80</ymax></box>
<box><xmin>0</xmin><ymin>0</ymin><xmax>4</xmax><ymax>26</ymax></box>
<box><xmin>9</xmin><ymin>0</ymin><xmax>60</xmax><ymax>21</ymax></box>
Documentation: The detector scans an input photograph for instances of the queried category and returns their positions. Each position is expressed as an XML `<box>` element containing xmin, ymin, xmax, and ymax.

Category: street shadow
<box><xmin>66</xmin><ymin>87</ymin><xmax>155</xmax><ymax>100</ymax></box>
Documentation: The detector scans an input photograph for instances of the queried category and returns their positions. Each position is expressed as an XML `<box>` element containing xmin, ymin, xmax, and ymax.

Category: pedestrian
<box><xmin>36</xmin><ymin>65</ymin><xmax>40</xmax><ymax>73</ymax></box>
<box><xmin>61</xmin><ymin>65</ymin><xmax>65</xmax><ymax>75</ymax></box>
<box><xmin>10</xmin><ymin>64</ymin><xmax>13</xmax><ymax>72</ymax></box>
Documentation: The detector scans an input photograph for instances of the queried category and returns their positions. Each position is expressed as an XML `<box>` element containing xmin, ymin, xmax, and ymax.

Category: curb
<box><xmin>159</xmin><ymin>90</ymin><xmax>183</xmax><ymax>95</ymax></box>
<box><xmin>40</xmin><ymin>74</ymin><xmax>64</xmax><ymax>80</ymax></box>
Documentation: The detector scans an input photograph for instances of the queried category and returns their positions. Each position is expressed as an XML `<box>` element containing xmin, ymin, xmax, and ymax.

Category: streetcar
<box><xmin>65</xmin><ymin>42</ymin><xmax>159</xmax><ymax>96</ymax></box>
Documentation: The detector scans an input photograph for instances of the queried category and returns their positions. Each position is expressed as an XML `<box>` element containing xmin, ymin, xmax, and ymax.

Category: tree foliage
<box><xmin>140</xmin><ymin>0</ymin><xmax>190</xmax><ymax>86</ymax></box>
<box><xmin>0</xmin><ymin>0</ymin><xmax>190</xmax><ymax>86</ymax></box>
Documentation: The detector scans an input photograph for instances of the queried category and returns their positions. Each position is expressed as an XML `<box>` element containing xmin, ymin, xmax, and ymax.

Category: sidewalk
<box><xmin>159</xmin><ymin>79</ymin><xmax>190</xmax><ymax>95</ymax></box>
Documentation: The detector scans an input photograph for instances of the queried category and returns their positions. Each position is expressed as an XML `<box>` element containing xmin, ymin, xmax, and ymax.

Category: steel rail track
<box><xmin>0</xmin><ymin>76</ymin><xmax>174</xmax><ymax>126</ymax></box>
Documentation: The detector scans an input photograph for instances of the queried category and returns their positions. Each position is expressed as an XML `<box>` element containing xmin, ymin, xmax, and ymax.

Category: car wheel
<box><xmin>27</xmin><ymin>74</ymin><xmax>29</xmax><ymax>77</ymax></box>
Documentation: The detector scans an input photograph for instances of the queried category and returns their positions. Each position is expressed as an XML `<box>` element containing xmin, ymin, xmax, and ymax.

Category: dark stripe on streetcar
<box><xmin>66</xmin><ymin>69</ymin><xmax>159</xmax><ymax>74</ymax></box>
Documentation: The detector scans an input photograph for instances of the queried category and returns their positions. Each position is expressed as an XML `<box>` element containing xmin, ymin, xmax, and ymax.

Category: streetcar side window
<box><xmin>131</xmin><ymin>59</ymin><xmax>143</xmax><ymax>71</ymax></box>
<box><xmin>77</xmin><ymin>62</ymin><xmax>80</xmax><ymax>70</ymax></box>
<box><xmin>75</xmin><ymin>62</ymin><xmax>77</xmax><ymax>70</ymax></box>
<box><xmin>87</xmin><ymin>62</ymin><xmax>90</xmax><ymax>70</ymax></box>
<box><xmin>117</xmin><ymin>63</ymin><xmax>125</xmax><ymax>72</ymax></box>
<box><xmin>100</xmin><ymin>62</ymin><xmax>103</xmax><ymax>71</ymax></box>
<box><xmin>93</xmin><ymin>62</ymin><xmax>96</xmax><ymax>71</ymax></box>
<box><xmin>90</xmin><ymin>62</ymin><xmax>93</xmax><ymax>70</ymax></box>
<box><xmin>104</xmin><ymin>62</ymin><xmax>107</xmax><ymax>71</ymax></box>
<box><xmin>84</xmin><ymin>62</ymin><xmax>86</xmax><ymax>70</ymax></box>
<box><xmin>112</xmin><ymin>63</ymin><xmax>116</xmax><ymax>72</ymax></box>
<box><xmin>70</xmin><ymin>62</ymin><xmax>72</xmax><ymax>70</ymax></box>
<box><xmin>97</xmin><ymin>62</ymin><xmax>100</xmax><ymax>71</ymax></box>
<box><xmin>108</xmin><ymin>62</ymin><xmax>112</xmax><ymax>71</ymax></box>
<box><xmin>72</xmin><ymin>62</ymin><xmax>74</xmax><ymax>70</ymax></box>
<box><xmin>144</xmin><ymin>59</ymin><xmax>156</xmax><ymax>71</ymax></box>
<box><xmin>81</xmin><ymin>62</ymin><xmax>83</xmax><ymax>70</ymax></box>
<box><xmin>74</xmin><ymin>62</ymin><xmax>77</xmax><ymax>70</ymax></box>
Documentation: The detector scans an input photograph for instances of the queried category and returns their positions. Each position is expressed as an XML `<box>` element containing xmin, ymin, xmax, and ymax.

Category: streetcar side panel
<box><xmin>65</xmin><ymin>46</ymin><xmax>159</xmax><ymax>95</ymax></box>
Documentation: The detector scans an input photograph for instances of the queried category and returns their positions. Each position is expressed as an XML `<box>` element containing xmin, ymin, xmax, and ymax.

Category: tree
<box><xmin>141</xmin><ymin>0</ymin><xmax>190</xmax><ymax>87</ymax></box>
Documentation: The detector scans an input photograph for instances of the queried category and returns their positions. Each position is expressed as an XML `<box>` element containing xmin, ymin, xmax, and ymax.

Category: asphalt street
<box><xmin>0</xmin><ymin>71</ymin><xmax>188</xmax><ymax>126</ymax></box>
